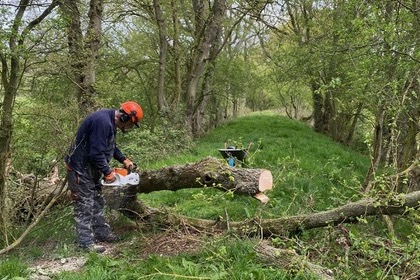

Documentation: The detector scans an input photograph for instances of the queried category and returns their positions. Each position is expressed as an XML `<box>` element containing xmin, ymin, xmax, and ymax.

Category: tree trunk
<box><xmin>153</xmin><ymin>0</ymin><xmax>169</xmax><ymax>112</ymax></box>
<box><xmin>0</xmin><ymin>0</ymin><xmax>58</xmax><ymax>244</ymax></box>
<box><xmin>170</xmin><ymin>0</ymin><xmax>182</xmax><ymax>110</ymax></box>
<box><xmin>362</xmin><ymin>104</ymin><xmax>386</xmax><ymax>192</ymax></box>
<box><xmin>9</xmin><ymin>158</ymin><xmax>419</xmax><ymax>249</ymax></box>
<box><xmin>185</xmin><ymin>0</ymin><xmax>226</xmax><ymax>137</ymax></box>
<box><xmin>113</xmin><ymin>187</ymin><xmax>420</xmax><ymax>238</ymax></box>
<box><xmin>59</xmin><ymin>0</ymin><xmax>103</xmax><ymax>114</ymax></box>
<box><xmin>250</xmin><ymin>190</ymin><xmax>420</xmax><ymax>237</ymax></box>
<box><xmin>311</xmin><ymin>81</ymin><xmax>324</xmax><ymax>133</ymax></box>
<box><xmin>345</xmin><ymin>102</ymin><xmax>363</xmax><ymax>144</ymax></box>
<box><xmin>83</xmin><ymin>0</ymin><xmax>103</xmax><ymax>110</ymax></box>
<box><xmin>103</xmin><ymin>157</ymin><xmax>272</xmax><ymax>218</ymax></box>
<box><xmin>100</xmin><ymin>157</ymin><xmax>420</xmax><ymax>237</ymax></box>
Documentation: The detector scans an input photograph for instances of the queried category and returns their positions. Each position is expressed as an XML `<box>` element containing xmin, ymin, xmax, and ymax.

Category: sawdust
<box><xmin>28</xmin><ymin>243</ymin><xmax>120</xmax><ymax>280</ymax></box>
<box><xmin>28</xmin><ymin>230</ymin><xmax>204</xmax><ymax>279</ymax></box>
<box><xmin>29</xmin><ymin>256</ymin><xmax>87</xmax><ymax>280</ymax></box>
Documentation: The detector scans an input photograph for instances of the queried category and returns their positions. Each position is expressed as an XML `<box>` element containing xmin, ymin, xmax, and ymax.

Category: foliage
<box><xmin>115</xmin><ymin>115</ymin><xmax>193</xmax><ymax>167</ymax></box>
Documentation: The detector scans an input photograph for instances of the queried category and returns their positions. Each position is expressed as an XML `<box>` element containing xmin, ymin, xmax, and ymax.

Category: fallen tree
<box><xmin>106</xmin><ymin>188</ymin><xmax>420</xmax><ymax>237</ymax></box>
<box><xmin>103</xmin><ymin>156</ymin><xmax>273</xmax><ymax>216</ymax></box>
<box><xmin>10</xmin><ymin>157</ymin><xmax>419</xmax><ymax>236</ymax></box>
<box><xmin>102</xmin><ymin>157</ymin><xmax>420</xmax><ymax>237</ymax></box>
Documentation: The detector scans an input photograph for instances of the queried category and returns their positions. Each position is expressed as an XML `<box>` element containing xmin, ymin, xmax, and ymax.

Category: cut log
<box><xmin>103</xmin><ymin>156</ymin><xmax>273</xmax><ymax>213</ymax></box>
<box><xmin>137</xmin><ymin>156</ymin><xmax>272</xmax><ymax>195</ymax></box>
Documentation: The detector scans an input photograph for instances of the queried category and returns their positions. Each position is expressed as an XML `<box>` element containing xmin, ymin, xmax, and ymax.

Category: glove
<box><xmin>104</xmin><ymin>172</ymin><xmax>116</xmax><ymax>183</ymax></box>
<box><xmin>123</xmin><ymin>159</ymin><xmax>137</xmax><ymax>173</ymax></box>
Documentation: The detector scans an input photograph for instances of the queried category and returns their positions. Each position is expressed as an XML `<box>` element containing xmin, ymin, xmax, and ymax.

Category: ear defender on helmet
<box><xmin>119</xmin><ymin>101</ymin><xmax>144</xmax><ymax>127</ymax></box>
<box><xmin>119</xmin><ymin>109</ymin><xmax>133</xmax><ymax>123</ymax></box>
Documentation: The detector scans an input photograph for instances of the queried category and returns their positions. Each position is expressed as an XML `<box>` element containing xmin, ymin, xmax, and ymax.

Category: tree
<box><xmin>0</xmin><ymin>0</ymin><xmax>58</xmax><ymax>244</ymax></box>
<box><xmin>184</xmin><ymin>0</ymin><xmax>227</xmax><ymax>136</ymax></box>
<box><xmin>97</xmin><ymin>158</ymin><xmax>420</xmax><ymax>245</ymax></box>
<box><xmin>362</xmin><ymin>0</ymin><xmax>420</xmax><ymax>196</ymax></box>
<box><xmin>153</xmin><ymin>0</ymin><xmax>169</xmax><ymax>113</ymax></box>
<box><xmin>59</xmin><ymin>0</ymin><xmax>104</xmax><ymax>114</ymax></box>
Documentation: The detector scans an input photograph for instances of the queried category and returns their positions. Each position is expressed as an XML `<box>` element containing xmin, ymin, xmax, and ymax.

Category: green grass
<box><xmin>142</xmin><ymin>112</ymin><xmax>370</xmax><ymax>220</ymax></box>
<box><xmin>0</xmin><ymin>256</ymin><xmax>30</xmax><ymax>279</ymax></box>
<box><xmin>2</xmin><ymin>111</ymin><xmax>419</xmax><ymax>280</ymax></box>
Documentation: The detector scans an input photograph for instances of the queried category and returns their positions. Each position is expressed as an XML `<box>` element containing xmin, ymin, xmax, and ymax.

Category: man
<box><xmin>65</xmin><ymin>101</ymin><xmax>143</xmax><ymax>253</ymax></box>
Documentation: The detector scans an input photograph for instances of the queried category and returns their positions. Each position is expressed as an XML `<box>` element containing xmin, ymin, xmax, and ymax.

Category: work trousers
<box><xmin>66</xmin><ymin>167</ymin><xmax>112</xmax><ymax>247</ymax></box>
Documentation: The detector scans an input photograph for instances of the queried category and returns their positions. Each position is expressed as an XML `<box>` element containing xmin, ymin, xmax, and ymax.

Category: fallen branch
<box><xmin>255</xmin><ymin>241</ymin><xmax>335</xmax><ymax>280</ymax></box>
<box><xmin>0</xmin><ymin>178</ymin><xmax>68</xmax><ymax>255</ymax></box>
<box><xmin>108</xmin><ymin>190</ymin><xmax>420</xmax><ymax>237</ymax></box>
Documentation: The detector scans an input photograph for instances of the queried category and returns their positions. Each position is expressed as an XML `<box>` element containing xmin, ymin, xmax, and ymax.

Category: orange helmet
<box><xmin>120</xmin><ymin>101</ymin><xmax>143</xmax><ymax>126</ymax></box>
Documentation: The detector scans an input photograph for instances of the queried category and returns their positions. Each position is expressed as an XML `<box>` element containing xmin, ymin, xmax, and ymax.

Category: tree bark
<box><xmin>103</xmin><ymin>156</ymin><xmax>273</xmax><ymax>218</ymax></box>
<box><xmin>170</xmin><ymin>0</ymin><xmax>182</xmax><ymax>110</ymax></box>
<box><xmin>113</xmin><ymin>188</ymin><xmax>420</xmax><ymax>238</ymax></box>
<box><xmin>185</xmin><ymin>0</ymin><xmax>227</xmax><ymax>137</ymax></box>
<box><xmin>8</xmin><ymin>158</ymin><xmax>419</xmax><ymax>251</ymax></box>
<box><xmin>59</xmin><ymin>0</ymin><xmax>103</xmax><ymax>114</ymax></box>
<box><xmin>153</xmin><ymin>0</ymin><xmax>169</xmax><ymax>112</ymax></box>
<box><xmin>100</xmin><ymin>157</ymin><xmax>420</xmax><ymax>238</ymax></box>
<box><xmin>255</xmin><ymin>241</ymin><xmax>335</xmax><ymax>280</ymax></box>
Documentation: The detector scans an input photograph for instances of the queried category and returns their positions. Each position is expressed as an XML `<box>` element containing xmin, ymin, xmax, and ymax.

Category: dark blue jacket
<box><xmin>65</xmin><ymin>109</ymin><xmax>126</xmax><ymax>176</ymax></box>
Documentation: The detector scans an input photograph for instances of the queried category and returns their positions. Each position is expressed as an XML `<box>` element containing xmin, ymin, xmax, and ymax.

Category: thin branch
<box><xmin>18</xmin><ymin>0</ymin><xmax>59</xmax><ymax>46</ymax></box>
<box><xmin>0</xmin><ymin>178</ymin><xmax>67</xmax><ymax>255</ymax></box>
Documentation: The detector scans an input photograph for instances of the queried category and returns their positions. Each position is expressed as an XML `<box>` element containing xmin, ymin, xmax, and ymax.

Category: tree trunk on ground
<box><xmin>109</xmin><ymin>188</ymin><xmax>420</xmax><ymax>238</ymax></box>
<box><xmin>255</xmin><ymin>241</ymin><xmax>335</xmax><ymax>280</ymax></box>
<box><xmin>100</xmin><ymin>157</ymin><xmax>420</xmax><ymax>237</ymax></box>
<box><xmin>7</xmin><ymin>158</ymin><xmax>419</xmax><ymax>255</ymax></box>
<box><xmin>103</xmin><ymin>156</ymin><xmax>273</xmax><ymax>218</ymax></box>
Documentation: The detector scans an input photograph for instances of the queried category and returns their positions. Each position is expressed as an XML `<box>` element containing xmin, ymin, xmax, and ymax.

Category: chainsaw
<box><xmin>101</xmin><ymin>167</ymin><xmax>140</xmax><ymax>187</ymax></box>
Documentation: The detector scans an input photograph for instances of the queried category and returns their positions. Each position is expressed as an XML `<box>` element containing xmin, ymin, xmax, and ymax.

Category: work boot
<box><xmin>80</xmin><ymin>243</ymin><xmax>106</xmax><ymax>253</ymax></box>
<box><xmin>96</xmin><ymin>233</ymin><xmax>121</xmax><ymax>243</ymax></box>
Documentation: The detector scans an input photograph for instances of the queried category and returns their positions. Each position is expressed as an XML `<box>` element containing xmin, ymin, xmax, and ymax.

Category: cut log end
<box><xmin>254</xmin><ymin>192</ymin><xmax>269</xmax><ymax>204</ymax></box>
<box><xmin>259</xmin><ymin>170</ymin><xmax>273</xmax><ymax>192</ymax></box>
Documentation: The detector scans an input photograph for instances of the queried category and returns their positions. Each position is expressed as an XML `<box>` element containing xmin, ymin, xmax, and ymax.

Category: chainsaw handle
<box><xmin>127</xmin><ymin>163</ymin><xmax>138</xmax><ymax>174</ymax></box>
